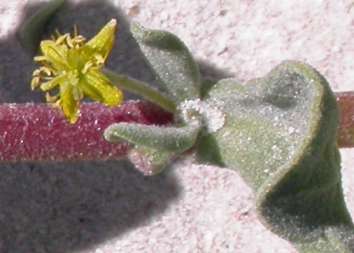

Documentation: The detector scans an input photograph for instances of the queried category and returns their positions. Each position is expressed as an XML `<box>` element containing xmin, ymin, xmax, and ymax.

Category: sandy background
<box><xmin>0</xmin><ymin>0</ymin><xmax>354</xmax><ymax>252</ymax></box>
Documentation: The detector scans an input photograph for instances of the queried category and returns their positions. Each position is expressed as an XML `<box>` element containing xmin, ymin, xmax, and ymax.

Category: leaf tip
<box><xmin>103</xmin><ymin>123</ymin><xmax>122</xmax><ymax>143</ymax></box>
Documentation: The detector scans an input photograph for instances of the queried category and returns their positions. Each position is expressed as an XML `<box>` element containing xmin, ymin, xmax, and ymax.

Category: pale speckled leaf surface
<box><xmin>131</xmin><ymin>23</ymin><xmax>201</xmax><ymax>104</ymax></box>
<box><xmin>128</xmin><ymin>146</ymin><xmax>177</xmax><ymax>176</ymax></box>
<box><xmin>198</xmin><ymin>61</ymin><xmax>354</xmax><ymax>252</ymax></box>
<box><xmin>104</xmin><ymin>122</ymin><xmax>200</xmax><ymax>175</ymax></box>
<box><xmin>104</xmin><ymin>122</ymin><xmax>200</xmax><ymax>152</ymax></box>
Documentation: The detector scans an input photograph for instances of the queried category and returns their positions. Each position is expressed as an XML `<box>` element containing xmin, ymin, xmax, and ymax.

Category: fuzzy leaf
<box><xmin>199</xmin><ymin>61</ymin><xmax>354</xmax><ymax>252</ymax></box>
<box><xmin>104</xmin><ymin>122</ymin><xmax>200</xmax><ymax>152</ymax></box>
<box><xmin>18</xmin><ymin>0</ymin><xmax>65</xmax><ymax>55</ymax></box>
<box><xmin>128</xmin><ymin>146</ymin><xmax>176</xmax><ymax>176</ymax></box>
<box><xmin>131</xmin><ymin>23</ymin><xmax>201</xmax><ymax>103</ymax></box>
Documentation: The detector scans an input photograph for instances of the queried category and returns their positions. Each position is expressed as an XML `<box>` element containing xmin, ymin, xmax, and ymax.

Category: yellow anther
<box><xmin>66</xmin><ymin>36</ymin><xmax>74</xmax><ymax>48</ymax></box>
<box><xmin>32</xmin><ymin>19</ymin><xmax>122</xmax><ymax>124</ymax></box>
<box><xmin>34</xmin><ymin>56</ymin><xmax>47</xmax><ymax>62</ymax></box>
<box><xmin>45</xmin><ymin>92</ymin><xmax>59</xmax><ymax>103</ymax></box>
<box><xmin>40</xmin><ymin>66</ymin><xmax>52</xmax><ymax>76</ymax></box>
<box><xmin>32</xmin><ymin>69</ymin><xmax>41</xmax><ymax>77</ymax></box>
<box><xmin>55</xmin><ymin>33</ymin><xmax>70</xmax><ymax>45</ymax></box>
<box><xmin>31</xmin><ymin>77</ymin><xmax>41</xmax><ymax>90</ymax></box>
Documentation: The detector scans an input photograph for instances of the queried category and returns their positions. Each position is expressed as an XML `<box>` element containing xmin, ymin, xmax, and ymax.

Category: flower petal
<box><xmin>85</xmin><ymin>19</ymin><xmax>117</xmax><ymax>61</ymax></box>
<box><xmin>77</xmin><ymin>79</ymin><xmax>103</xmax><ymax>102</ymax></box>
<box><xmin>82</xmin><ymin>69</ymin><xmax>123</xmax><ymax>106</ymax></box>
<box><xmin>59</xmin><ymin>82</ymin><xmax>80</xmax><ymax>124</ymax></box>
<box><xmin>40</xmin><ymin>74</ymin><xmax>67</xmax><ymax>91</ymax></box>
<box><xmin>40</xmin><ymin>40</ymin><xmax>69</xmax><ymax>70</ymax></box>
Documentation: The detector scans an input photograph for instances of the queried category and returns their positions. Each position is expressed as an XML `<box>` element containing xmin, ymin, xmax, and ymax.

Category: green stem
<box><xmin>103</xmin><ymin>68</ymin><xmax>176</xmax><ymax>113</ymax></box>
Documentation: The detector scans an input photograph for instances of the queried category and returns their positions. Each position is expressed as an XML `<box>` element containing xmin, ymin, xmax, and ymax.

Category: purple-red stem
<box><xmin>337</xmin><ymin>92</ymin><xmax>354</xmax><ymax>148</ymax></box>
<box><xmin>0</xmin><ymin>92</ymin><xmax>352</xmax><ymax>162</ymax></box>
<box><xmin>0</xmin><ymin>101</ymin><xmax>172</xmax><ymax>161</ymax></box>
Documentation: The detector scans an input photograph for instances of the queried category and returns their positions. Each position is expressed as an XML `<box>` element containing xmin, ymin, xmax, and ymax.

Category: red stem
<box><xmin>337</xmin><ymin>92</ymin><xmax>354</xmax><ymax>148</ymax></box>
<box><xmin>0</xmin><ymin>101</ymin><xmax>172</xmax><ymax>161</ymax></box>
<box><xmin>0</xmin><ymin>92</ymin><xmax>352</xmax><ymax>162</ymax></box>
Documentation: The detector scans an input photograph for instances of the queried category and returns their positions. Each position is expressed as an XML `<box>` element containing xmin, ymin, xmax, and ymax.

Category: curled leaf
<box><xmin>104</xmin><ymin>121</ymin><xmax>200</xmax><ymax>175</ymax></box>
<box><xmin>128</xmin><ymin>146</ymin><xmax>176</xmax><ymax>176</ymax></box>
<box><xmin>199</xmin><ymin>61</ymin><xmax>354</xmax><ymax>252</ymax></box>
<box><xmin>104</xmin><ymin>122</ymin><xmax>200</xmax><ymax>152</ymax></box>
<box><xmin>18</xmin><ymin>0</ymin><xmax>66</xmax><ymax>55</ymax></box>
<box><xmin>131</xmin><ymin>23</ymin><xmax>201</xmax><ymax>104</ymax></box>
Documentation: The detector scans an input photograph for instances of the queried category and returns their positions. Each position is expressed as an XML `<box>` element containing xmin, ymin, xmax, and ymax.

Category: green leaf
<box><xmin>104</xmin><ymin>122</ymin><xmax>200</xmax><ymax>152</ymax></box>
<box><xmin>128</xmin><ymin>146</ymin><xmax>176</xmax><ymax>176</ymax></box>
<box><xmin>17</xmin><ymin>0</ymin><xmax>65</xmax><ymax>55</ymax></box>
<box><xmin>199</xmin><ymin>61</ymin><xmax>354</xmax><ymax>252</ymax></box>
<box><xmin>131</xmin><ymin>23</ymin><xmax>201</xmax><ymax>104</ymax></box>
<box><xmin>104</xmin><ymin>122</ymin><xmax>200</xmax><ymax>175</ymax></box>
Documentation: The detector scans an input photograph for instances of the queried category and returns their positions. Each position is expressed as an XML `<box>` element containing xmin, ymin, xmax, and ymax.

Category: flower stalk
<box><xmin>103</xmin><ymin>68</ymin><xmax>176</xmax><ymax>113</ymax></box>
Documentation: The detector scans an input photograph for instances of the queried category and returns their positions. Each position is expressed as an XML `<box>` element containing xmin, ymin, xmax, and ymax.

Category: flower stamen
<box><xmin>31</xmin><ymin>19</ymin><xmax>123</xmax><ymax>123</ymax></box>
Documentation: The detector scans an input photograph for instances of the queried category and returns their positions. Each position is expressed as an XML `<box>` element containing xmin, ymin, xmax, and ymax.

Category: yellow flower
<box><xmin>31</xmin><ymin>19</ymin><xmax>123</xmax><ymax>123</ymax></box>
